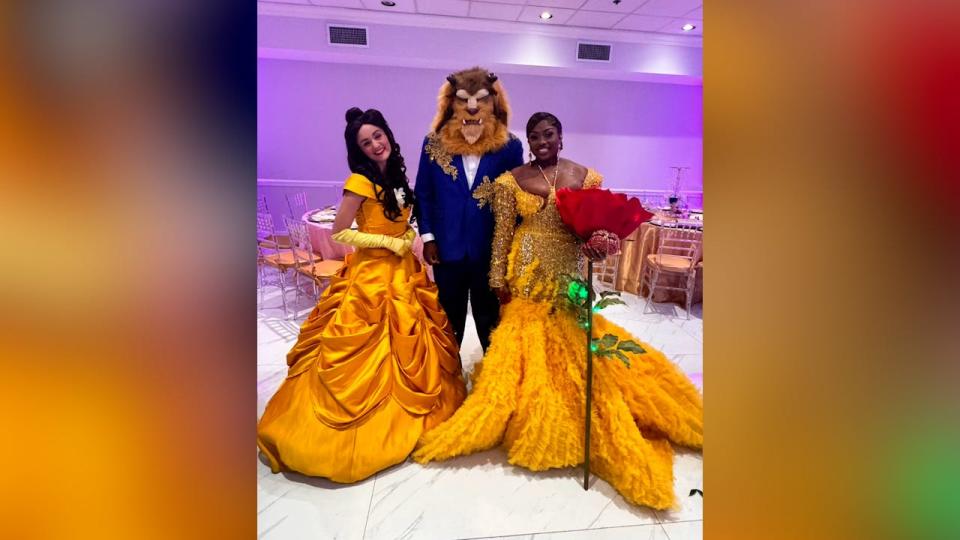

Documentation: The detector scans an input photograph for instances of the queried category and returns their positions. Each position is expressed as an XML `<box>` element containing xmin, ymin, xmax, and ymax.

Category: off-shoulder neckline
<box><xmin>500</xmin><ymin>168</ymin><xmax>600</xmax><ymax>203</ymax></box>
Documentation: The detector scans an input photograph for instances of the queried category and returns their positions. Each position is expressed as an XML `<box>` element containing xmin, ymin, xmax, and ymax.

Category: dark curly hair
<box><xmin>344</xmin><ymin>107</ymin><xmax>415</xmax><ymax>221</ymax></box>
<box><xmin>525</xmin><ymin>111</ymin><xmax>562</xmax><ymax>137</ymax></box>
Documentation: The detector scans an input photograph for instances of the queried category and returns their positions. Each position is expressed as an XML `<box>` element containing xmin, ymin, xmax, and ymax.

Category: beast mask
<box><xmin>430</xmin><ymin>66</ymin><xmax>512</xmax><ymax>156</ymax></box>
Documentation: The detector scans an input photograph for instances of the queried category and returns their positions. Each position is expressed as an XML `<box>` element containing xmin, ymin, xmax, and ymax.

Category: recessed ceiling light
<box><xmin>540</xmin><ymin>11</ymin><xmax>553</xmax><ymax>20</ymax></box>
<box><xmin>682</xmin><ymin>23</ymin><xmax>696</xmax><ymax>31</ymax></box>
<box><xmin>381</xmin><ymin>1</ymin><xmax>396</xmax><ymax>6</ymax></box>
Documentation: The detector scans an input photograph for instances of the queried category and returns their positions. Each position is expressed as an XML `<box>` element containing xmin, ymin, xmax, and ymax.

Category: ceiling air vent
<box><xmin>577</xmin><ymin>42</ymin><xmax>611</xmax><ymax>62</ymax></box>
<box><xmin>328</xmin><ymin>25</ymin><xmax>368</xmax><ymax>47</ymax></box>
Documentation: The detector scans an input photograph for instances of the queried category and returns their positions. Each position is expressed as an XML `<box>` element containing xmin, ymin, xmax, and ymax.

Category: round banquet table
<box><xmin>615</xmin><ymin>221</ymin><xmax>703</xmax><ymax>305</ymax></box>
<box><xmin>301</xmin><ymin>209</ymin><xmax>430</xmax><ymax>279</ymax></box>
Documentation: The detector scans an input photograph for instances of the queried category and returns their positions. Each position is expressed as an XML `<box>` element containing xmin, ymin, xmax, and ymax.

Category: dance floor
<box><xmin>258</xmin><ymin>284</ymin><xmax>703</xmax><ymax>540</ymax></box>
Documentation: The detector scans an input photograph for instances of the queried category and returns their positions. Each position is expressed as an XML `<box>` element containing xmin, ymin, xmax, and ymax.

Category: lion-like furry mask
<box><xmin>430</xmin><ymin>66</ymin><xmax>512</xmax><ymax>156</ymax></box>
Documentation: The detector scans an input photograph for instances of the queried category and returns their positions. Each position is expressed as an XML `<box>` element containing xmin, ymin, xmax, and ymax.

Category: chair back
<box><xmin>283</xmin><ymin>216</ymin><xmax>317</xmax><ymax>271</ymax></box>
<box><xmin>257</xmin><ymin>194</ymin><xmax>270</xmax><ymax>214</ymax></box>
<box><xmin>593</xmin><ymin>253</ymin><xmax>620</xmax><ymax>287</ymax></box>
<box><xmin>286</xmin><ymin>191</ymin><xmax>309</xmax><ymax>219</ymax></box>
<box><xmin>655</xmin><ymin>227</ymin><xmax>702</xmax><ymax>271</ymax></box>
<box><xmin>257</xmin><ymin>212</ymin><xmax>277</xmax><ymax>243</ymax></box>
<box><xmin>257</xmin><ymin>212</ymin><xmax>286</xmax><ymax>264</ymax></box>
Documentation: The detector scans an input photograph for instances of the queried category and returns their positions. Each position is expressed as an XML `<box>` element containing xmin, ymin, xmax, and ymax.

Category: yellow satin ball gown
<box><xmin>413</xmin><ymin>170</ymin><xmax>703</xmax><ymax>510</ymax></box>
<box><xmin>257</xmin><ymin>174</ymin><xmax>467</xmax><ymax>483</ymax></box>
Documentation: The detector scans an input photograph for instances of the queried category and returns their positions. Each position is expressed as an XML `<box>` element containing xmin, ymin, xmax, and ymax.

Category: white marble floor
<box><xmin>257</xmin><ymin>272</ymin><xmax>703</xmax><ymax>540</ymax></box>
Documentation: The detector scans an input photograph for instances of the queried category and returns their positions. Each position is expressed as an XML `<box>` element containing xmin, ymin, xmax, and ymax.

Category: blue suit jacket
<box><xmin>414</xmin><ymin>134</ymin><xmax>524</xmax><ymax>263</ymax></box>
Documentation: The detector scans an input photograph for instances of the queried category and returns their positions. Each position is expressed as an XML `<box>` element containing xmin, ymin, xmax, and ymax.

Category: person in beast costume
<box><xmin>414</xmin><ymin>67</ymin><xmax>523</xmax><ymax>352</ymax></box>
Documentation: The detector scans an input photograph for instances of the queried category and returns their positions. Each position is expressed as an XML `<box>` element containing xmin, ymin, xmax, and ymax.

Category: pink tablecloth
<box><xmin>302</xmin><ymin>209</ymin><xmax>430</xmax><ymax>279</ymax></box>
<box><xmin>302</xmin><ymin>211</ymin><xmax>353</xmax><ymax>260</ymax></box>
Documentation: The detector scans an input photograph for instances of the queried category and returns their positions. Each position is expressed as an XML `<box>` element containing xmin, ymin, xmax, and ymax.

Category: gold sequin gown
<box><xmin>257</xmin><ymin>174</ymin><xmax>467</xmax><ymax>483</ymax></box>
<box><xmin>413</xmin><ymin>169</ymin><xmax>703</xmax><ymax>509</ymax></box>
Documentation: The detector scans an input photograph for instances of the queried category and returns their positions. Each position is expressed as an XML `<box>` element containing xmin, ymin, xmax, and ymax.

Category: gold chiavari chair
<box><xmin>284</xmin><ymin>217</ymin><xmax>344</xmax><ymax>303</ymax></box>
<box><xmin>285</xmin><ymin>191</ymin><xmax>309</xmax><ymax>221</ymax></box>
<box><xmin>258</xmin><ymin>194</ymin><xmax>291</xmax><ymax>249</ymax></box>
<box><xmin>592</xmin><ymin>252</ymin><xmax>621</xmax><ymax>291</ymax></box>
<box><xmin>257</xmin><ymin>212</ymin><xmax>302</xmax><ymax>317</ymax></box>
<box><xmin>640</xmin><ymin>225</ymin><xmax>703</xmax><ymax>319</ymax></box>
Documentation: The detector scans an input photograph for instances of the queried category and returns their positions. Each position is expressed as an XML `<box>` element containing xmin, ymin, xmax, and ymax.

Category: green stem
<box><xmin>584</xmin><ymin>260</ymin><xmax>594</xmax><ymax>491</ymax></box>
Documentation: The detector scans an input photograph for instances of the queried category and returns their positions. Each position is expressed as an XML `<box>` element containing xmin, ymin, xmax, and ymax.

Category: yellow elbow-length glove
<box><xmin>331</xmin><ymin>227</ymin><xmax>415</xmax><ymax>256</ymax></box>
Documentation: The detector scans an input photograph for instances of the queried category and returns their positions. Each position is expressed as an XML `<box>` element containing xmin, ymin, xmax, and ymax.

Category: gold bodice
<box><xmin>475</xmin><ymin>169</ymin><xmax>603</xmax><ymax>303</ymax></box>
<box><xmin>343</xmin><ymin>173</ymin><xmax>411</xmax><ymax>237</ymax></box>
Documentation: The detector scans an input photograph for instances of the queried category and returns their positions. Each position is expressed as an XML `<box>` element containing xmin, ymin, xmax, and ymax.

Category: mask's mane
<box><xmin>430</xmin><ymin>68</ymin><xmax>512</xmax><ymax>154</ymax></box>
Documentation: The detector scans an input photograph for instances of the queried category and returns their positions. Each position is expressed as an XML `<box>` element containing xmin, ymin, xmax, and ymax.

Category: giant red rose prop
<box><xmin>555</xmin><ymin>188</ymin><xmax>652</xmax><ymax>258</ymax></box>
<box><xmin>554</xmin><ymin>188</ymin><xmax>652</xmax><ymax>240</ymax></box>
<box><xmin>554</xmin><ymin>187</ymin><xmax>652</xmax><ymax>494</ymax></box>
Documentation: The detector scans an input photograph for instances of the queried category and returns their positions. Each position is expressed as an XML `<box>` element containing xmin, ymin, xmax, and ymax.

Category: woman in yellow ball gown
<box><xmin>257</xmin><ymin>108</ymin><xmax>466</xmax><ymax>483</ymax></box>
<box><xmin>413</xmin><ymin>112</ymin><xmax>703</xmax><ymax>509</ymax></box>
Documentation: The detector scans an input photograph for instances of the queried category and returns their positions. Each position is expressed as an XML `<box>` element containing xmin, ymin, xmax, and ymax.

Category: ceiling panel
<box><xmin>565</xmin><ymin>10</ymin><xmax>627</xmax><ymax>29</ymax></box>
<box><xmin>530</xmin><ymin>0</ymin><xmax>591</xmax><ymax>8</ymax></box>
<box><xmin>260</xmin><ymin>0</ymin><xmax>704</xmax><ymax>40</ymax></box>
<box><xmin>417</xmin><ymin>0</ymin><xmax>470</xmax><ymax>16</ymax></box>
<box><xmin>580</xmin><ymin>0</ymin><xmax>647</xmax><ymax>13</ymax></box>
<box><xmin>613</xmin><ymin>13</ymin><xmax>673</xmax><ymax>31</ymax></box>
<box><xmin>358</xmin><ymin>0</ymin><xmax>416</xmax><ymax>13</ymax></box>
<box><xmin>469</xmin><ymin>1</ymin><xmax>524</xmax><ymax>21</ymax></box>
<box><xmin>634</xmin><ymin>0</ymin><xmax>701</xmax><ymax>17</ymax></box>
<box><xmin>308</xmin><ymin>0</ymin><xmax>364</xmax><ymax>7</ymax></box>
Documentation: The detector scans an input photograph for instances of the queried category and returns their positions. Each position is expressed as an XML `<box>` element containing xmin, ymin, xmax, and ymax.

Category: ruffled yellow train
<box><xmin>413</xmin><ymin>297</ymin><xmax>703</xmax><ymax>509</ymax></box>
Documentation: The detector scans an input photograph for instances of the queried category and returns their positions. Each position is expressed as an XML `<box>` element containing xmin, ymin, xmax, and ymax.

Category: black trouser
<box><xmin>432</xmin><ymin>258</ymin><xmax>500</xmax><ymax>352</ymax></box>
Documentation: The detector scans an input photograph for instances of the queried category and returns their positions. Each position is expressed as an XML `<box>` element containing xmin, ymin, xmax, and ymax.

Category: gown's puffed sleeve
<box><xmin>583</xmin><ymin>168</ymin><xmax>603</xmax><ymax>189</ymax></box>
<box><xmin>474</xmin><ymin>173</ymin><xmax>518</xmax><ymax>289</ymax></box>
<box><xmin>343</xmin><ymin>173</ymin><xmax>377</xmax><ymax>199</ymax></box>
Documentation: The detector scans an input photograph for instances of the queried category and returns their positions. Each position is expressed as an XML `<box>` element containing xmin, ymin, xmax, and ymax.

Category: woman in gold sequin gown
<box><xmin>257</xmin><ymin>108</ymin><xmax>466</xmax><ymax>483</ymax></box>
<box><xmin>413</xmin><ymin>112</ymin><xmax>703</xmax><ymax>510</ymax></box>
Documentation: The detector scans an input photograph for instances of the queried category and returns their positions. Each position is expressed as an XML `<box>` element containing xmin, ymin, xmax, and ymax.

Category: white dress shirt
<box><xmin>462</xmin><ymin>154</ymin><xmax>481</xmax><ymax>189</ymax></box>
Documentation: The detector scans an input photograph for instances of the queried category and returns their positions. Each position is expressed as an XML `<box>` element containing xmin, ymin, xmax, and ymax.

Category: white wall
<box><xmin>258</xmin><ymin>59</ymin><xmax>702</xmax><ymax>196</ymax></box>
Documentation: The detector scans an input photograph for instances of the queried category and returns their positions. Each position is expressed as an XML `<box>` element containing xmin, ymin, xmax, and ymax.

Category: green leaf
<box><xmin>598</xmin><ymin>334</ymin><xmax>618</xmax><ymax>349</ymax></box>
<box><xmin>599</xmin><ymin>291</ymin><xmax>621</xmax><ymax>298</ymax></box>
<box><xmin>612</xmin><ymin>350</ymin><xmax>632</xmax><ymax>368</ymax></box>
<box><xmin>595</xmin><ymin>297</ymin><xmax>626</xmax><ymax>311</ymax></box>
<box><xmin>616</xmin><ymin>340</ymin><xmax>646</xmax><ymax>354</ymax></box>
<box><xmin>590</xmin><ymin>337</ymin><xmax>612</xmax><ymax>354</ymax></box>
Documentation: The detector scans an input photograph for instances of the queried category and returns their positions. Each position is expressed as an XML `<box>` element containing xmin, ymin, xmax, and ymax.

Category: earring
<box><xmin>528</xmin><ymin>151</ymin><xmax>535</xmax><ymax>163</ymax></box>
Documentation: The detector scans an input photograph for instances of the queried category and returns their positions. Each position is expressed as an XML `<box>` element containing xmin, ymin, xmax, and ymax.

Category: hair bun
<box><xmin>345</xmin><ymin>107</ymin><xmax>364</xmax><ymax>124</ymax></box>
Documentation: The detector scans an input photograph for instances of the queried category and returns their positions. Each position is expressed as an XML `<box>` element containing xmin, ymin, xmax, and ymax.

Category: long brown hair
<box><xmin>344</xmin><ymin>107</ymin><xmax>414</xmax><ymax>221</ymax></box>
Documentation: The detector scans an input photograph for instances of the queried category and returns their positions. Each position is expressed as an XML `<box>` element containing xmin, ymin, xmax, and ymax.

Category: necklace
<box><xmin>536</xmin><ymin>161</ymin><xmax>560</xmax><ymax>191</ymax></box>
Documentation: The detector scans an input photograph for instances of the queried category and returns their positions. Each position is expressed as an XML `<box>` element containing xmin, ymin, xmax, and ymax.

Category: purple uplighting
<box><xmin>257</xmin><ymin>5</ymin><xmax>704</xmax><ymax>535</ymax></box>
<box><xmin>258</xmin><ymin>5</ymin><xmax>702</xmax><ymax>220</ymax></box>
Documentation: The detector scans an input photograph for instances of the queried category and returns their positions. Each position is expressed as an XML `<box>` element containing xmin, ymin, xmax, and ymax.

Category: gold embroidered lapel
<box><xmin>425</xmin><ymin>132</ymin><xmax>458</xmax><ymax>180</ymax></box>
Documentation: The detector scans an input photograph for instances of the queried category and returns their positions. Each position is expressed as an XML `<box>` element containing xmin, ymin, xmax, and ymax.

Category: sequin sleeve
<box><xmin>583</xmin><ymin>168</ymin><xmax>604</xmax><ymax>189</ymax></box>
<box><xmin>474</xmin><ymin>174</ymin><xmax>517</xmax><ymax>289</ymax></box>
